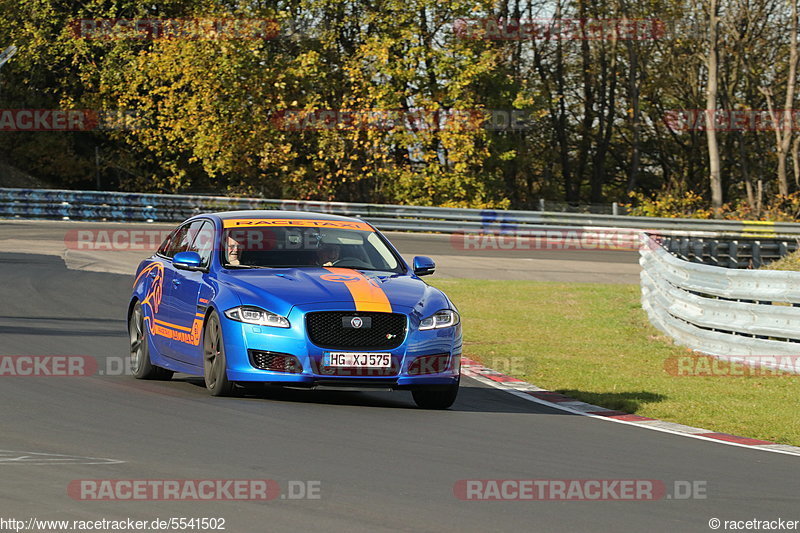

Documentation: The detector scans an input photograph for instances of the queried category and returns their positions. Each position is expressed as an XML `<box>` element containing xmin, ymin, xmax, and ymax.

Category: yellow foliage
<box><xmin>625</xmin><ymin>191</ymin><xmax>800</xmax><ymax>222</ymax></box>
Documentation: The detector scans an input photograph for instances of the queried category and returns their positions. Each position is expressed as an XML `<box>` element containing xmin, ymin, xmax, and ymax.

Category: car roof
<box><xmin>195</xmin><ymin>210</ymin><xmax>369</xmax><ymax>224</ymax></box>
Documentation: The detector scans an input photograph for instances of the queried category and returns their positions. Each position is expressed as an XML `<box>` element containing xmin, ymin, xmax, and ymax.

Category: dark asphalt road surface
<box><xmin>0</xmin><ymin>252</ymin><xmax>797</xmax><ymax>532</ymax></box>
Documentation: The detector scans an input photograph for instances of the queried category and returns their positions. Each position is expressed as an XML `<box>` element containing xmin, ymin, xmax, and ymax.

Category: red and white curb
<box><xmin>460</xmin><ymin>357</ymin><xmax>800</xmax><ymax>457</ymax></box>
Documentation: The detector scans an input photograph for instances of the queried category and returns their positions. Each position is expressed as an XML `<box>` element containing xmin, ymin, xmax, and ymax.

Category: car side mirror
<box><xmin>413</xmin><ymin>256</ymin><xmax>436</xmax><ymax>277</ymax></box>
<box><xmin>173</xmin><ymin>251</ymin><xmax>204</xmax><ymax>271</ymax></box>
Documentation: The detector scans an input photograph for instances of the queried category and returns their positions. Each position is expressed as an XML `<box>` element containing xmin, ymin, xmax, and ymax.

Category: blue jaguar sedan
<box><xmin>128</xmin><ymin>211</ymin><xmax>462</xmax><ymax>408</ymax></box>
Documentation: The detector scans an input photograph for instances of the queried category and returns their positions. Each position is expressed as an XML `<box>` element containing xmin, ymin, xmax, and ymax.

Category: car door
<box><xmin>167</xmin><ymin>220</ymin><xmax>215</xmax><ymax>365</ymax></box>
<box><xmin>144</xmin><ymin>225</ymin><xmax>186</xmax><ymax>359</ymax></box>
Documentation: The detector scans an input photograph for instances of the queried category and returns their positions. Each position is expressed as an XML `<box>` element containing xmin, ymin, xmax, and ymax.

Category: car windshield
<box><xmin>221</xmin><ymin>223</ymin><xmax>403</xmax><ymax>273</ymax></box>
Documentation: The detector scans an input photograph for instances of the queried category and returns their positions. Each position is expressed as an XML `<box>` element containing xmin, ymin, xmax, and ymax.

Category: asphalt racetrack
<box><xmin>0</xmin><ymin>221</ymin><xmax>797</xmax><ymax>532</ymax></box>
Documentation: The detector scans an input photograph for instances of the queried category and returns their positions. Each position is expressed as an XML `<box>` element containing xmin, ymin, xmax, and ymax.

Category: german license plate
<box><xmin>324</xmin><ymin>352</ymin><xmax>392</xmax><ymax>368</ymax></box>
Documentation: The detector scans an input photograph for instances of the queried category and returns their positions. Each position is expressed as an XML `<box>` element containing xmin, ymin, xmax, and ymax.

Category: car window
<box><xmin>163</xmin><ymin>221</ymin><xmax>206</xmax><ymax>259</ymax></box>
<box><xmin>367</xmin><ymin>232</ymin><xmax>400</xmax><ymax>270</ymax></box>
<box><xmin>157</xmin><ymin>229</ymin><xmax>177</xmax><ymax>257</ymax></box>
<box><xmin>189</xmin><ymin>221</ymin><xmax>215</xmax><ymax>267</ymax></box>
<box><xmin>163</xmin><ymin>224</ymin><xmax>191</xmax><ymax>259</ymax></box>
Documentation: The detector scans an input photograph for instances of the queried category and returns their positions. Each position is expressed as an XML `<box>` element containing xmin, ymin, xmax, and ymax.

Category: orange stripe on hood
<box><xmin>323</xmin><ymin>268</ymin><xmax>392</xmax><ymax>313</ymax></box>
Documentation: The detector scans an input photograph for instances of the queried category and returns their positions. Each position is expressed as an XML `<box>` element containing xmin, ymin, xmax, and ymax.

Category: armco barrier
<box><xmin>640</xmin><ymin>233</ymin><xmax>800</xmax><ymax>364</ymax></box>
<box><xmin>658</xmin><ymin>234</ymin><xmax>798</xmax><ymax>268</ymax></box>
<box><xmin>3</xmin><ymin>188</ymin><xmax>800</xmax><ymax>239</ymax></box>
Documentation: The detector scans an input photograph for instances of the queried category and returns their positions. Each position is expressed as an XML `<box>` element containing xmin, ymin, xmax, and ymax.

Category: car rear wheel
<box><xmin>411</xmin><ymin>378</ymin><xmax>459</xmax><ymax>409</ymax></box>
<box><xmin>129</xmin><ymin>302</ymin><xmax>173</xmax><ymax>380</ymax></box>
<box><xmin>203</xmin><ymin>311</ymin><xmax>234</xmax><ymax>397</ymax></box>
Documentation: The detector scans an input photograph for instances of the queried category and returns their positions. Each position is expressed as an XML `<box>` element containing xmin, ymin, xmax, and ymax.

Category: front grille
<box><xmin>306</xmin><ymin>311</ymin><xmax>407</xmax><ymax>349</ymax></box>
<box><xmin>249</xmin><ymin>350</ymin><xmax>303</xmax><ymax>373</ymax></box>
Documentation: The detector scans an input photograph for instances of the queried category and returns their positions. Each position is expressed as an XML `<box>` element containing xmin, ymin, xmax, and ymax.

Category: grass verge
<box><xmin>430</xmin><ymin>279</ymin><xmax>800</xmax><ymax>447</ymax></box>
<box><xmin>763</xmin><ymin>249</ymin><xmax>800</xmax><ymax>271</ymax></box>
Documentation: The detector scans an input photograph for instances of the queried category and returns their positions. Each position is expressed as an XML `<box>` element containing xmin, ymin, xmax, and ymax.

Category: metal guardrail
<box><xmin>640</xmin><ymin>233</ymin><xmax>800</xmax><ymax>366</ymax></box>
<box><xmin>658</xmin><ymin>234</ymin><xmax>798</xmax><ymax>269</ymax></box>
<box><xmin>3</xmin><ymin>188</ymin><xmax>800</xmax><ymax>239</ymax></box>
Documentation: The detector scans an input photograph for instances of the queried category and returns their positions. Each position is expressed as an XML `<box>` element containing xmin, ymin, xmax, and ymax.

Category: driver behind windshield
<box><xmin>317</xmin><ymin>243</ymin><xmax>341</xmax><ymax>266</ymax></box>
<box><xmin>226</xmin><ymin>234</ymin><xmax>244</xmax><ymax>266</ymax></box>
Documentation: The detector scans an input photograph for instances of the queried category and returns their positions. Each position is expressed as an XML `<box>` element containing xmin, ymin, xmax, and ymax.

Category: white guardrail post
<box><xmin>639</xmin><ymin>233</ymin><xmax>800</xmax><ymax>372</ymax></box>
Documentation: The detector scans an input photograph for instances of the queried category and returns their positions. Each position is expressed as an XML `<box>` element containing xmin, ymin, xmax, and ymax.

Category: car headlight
<box><xmin>224</xmin><ymin>306</ymin><xmax>290</xmax><ymax>328</ymax></box>
<box><xmin>419</xmin><ymin>309</ymin><xmax>459</xmax><ymax>331</ymax></box>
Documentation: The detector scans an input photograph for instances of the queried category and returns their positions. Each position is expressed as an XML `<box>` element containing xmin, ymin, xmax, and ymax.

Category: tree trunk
<box><xmin>705</xmin><ymin>0</ymin><xmax>724</xmax><ymax>213</ymax></box>
<box><xmin>591</xmin><ymin>37</ymin><xmax>618</xmax><ymax>203</ymax></box>
<box><xmin>779</xmin><ymin>0</ymin><xmax>798</xmax><ymax>196</ymax></box>
<box><xmin>625</xmin><ymin>36</ymin><xmax>641</xmax><ymax>193</ymax></box>
<box><xmin>553</xmin><ymin>1</ymin><xmax>575</xmax><ymax>203</ymax></box>
<box><xmin>738</xmin><ymin>135</ymin><xmax>755</xmax><ymax>211</ymax></box>
<box><xmin>575</xmin><ymin>0</ymin><xmax>594</xmax><ymax>204</ymax></box>
<box><xmin>792</xmin><ymin>136</ymin><xmax>800</xmax><ymax>188</ymax></box>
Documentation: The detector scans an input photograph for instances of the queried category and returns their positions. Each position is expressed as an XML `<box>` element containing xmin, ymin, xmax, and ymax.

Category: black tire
<box><xmin>203</xmin><ymin>311</ymin><xmax>234</xmax><ymax>397</ymax></box>
<box><xmin>129</xmin><ymin>301</ymin><xmax>174</xmax><ymax>381</ymax></box>
<box><xmin>411</xmin><ymin>378</ymin><xmax>460</xmax><ymax>409</ymax></box>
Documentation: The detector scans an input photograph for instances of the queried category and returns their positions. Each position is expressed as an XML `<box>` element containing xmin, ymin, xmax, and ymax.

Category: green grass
<box><xmin>430</xmin><ymin>279</ymin><xmax>800</xmax><ymax>446</ymax></box>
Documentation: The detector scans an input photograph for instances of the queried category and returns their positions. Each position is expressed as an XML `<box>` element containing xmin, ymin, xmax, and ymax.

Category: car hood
<box><xmin>218</xmin><ymin>267</ymin><xmax>449</xmax><ymax>316</ymax></box>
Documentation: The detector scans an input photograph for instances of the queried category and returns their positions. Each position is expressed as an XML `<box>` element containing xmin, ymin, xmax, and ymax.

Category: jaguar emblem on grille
<box><xmin>386</xmin><ymin>333</ymin><xmax>396</xmax><ymax>339</ymax></box>
<box><xmin>350</xmin><ymin>317</ymin><xmax>363</xmax><ymax>329</ymax></box>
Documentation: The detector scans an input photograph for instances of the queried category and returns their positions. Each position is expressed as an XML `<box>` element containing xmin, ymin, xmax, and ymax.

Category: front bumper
<box><xmin>219</xmin><ymin>303</ymin><xmax>462</xmax><ymax>388</ymax></box>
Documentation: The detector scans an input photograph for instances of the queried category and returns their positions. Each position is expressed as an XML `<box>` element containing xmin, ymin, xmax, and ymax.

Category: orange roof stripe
<box><xmin>223</xmin><ymin>218</ymin><xmax>374</xmax><ymax>231</ymax></box>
